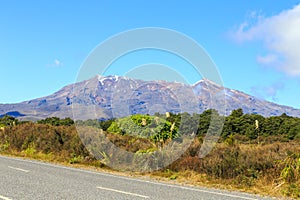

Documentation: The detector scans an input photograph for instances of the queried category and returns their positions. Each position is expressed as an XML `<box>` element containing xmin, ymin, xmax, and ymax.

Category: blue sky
<box><xmin>1</xmin><ymin>1</ymin><xmax>300</xmax><ymax>108</ymax></box>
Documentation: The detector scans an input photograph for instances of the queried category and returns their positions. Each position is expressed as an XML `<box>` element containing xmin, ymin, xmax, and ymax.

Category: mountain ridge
<box><xmin>1</xmin><ymin>75</ymin><xmax>300</xmax><ymax>120</ymax></box>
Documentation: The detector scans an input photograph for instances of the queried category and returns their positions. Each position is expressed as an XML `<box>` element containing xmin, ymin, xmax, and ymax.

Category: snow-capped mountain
<box><xmin>0</xmin><ymin>75</ymin><xmax>299</xmax><ymax>120</ymax></box>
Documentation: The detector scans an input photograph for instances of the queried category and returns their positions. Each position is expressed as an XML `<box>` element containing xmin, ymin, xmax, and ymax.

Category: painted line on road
<box><xmin>0</xmin><ymin>194</ymin><xmax>12</xmax><ymax>200</ymax></box>
<box><xmin>8</xmin><ymin>166</ymin><xmax>30</xmax><ymax>173</ymax></box>
<box><xmin>0</xmin><ymin>156</ymin><xmax>263</xmax><ymax>200</ymax></box>
<box><xmin>97</xmin><ymin>186</ymin><xmax>149</xmax><ymax>199</ymax></box>
<box><xmin>148</xmin><ymin>182</ymin><xmax>259</xmax><ymax>200</ymax></box>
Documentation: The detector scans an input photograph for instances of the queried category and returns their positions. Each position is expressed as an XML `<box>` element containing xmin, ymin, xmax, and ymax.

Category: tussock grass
<box><xmin>0</xmin><ymin>123</ymin><xmax>299</xmax><ymax>199</ymax></box>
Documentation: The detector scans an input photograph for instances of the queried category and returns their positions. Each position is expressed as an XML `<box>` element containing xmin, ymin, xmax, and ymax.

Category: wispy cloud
<box><xmin>231</xmin><ymin>4</ymin><xmax>300</xmax><ymax>76</ymax></box>
<box><xmin>256</xmin><ymin>54</ymin><xmax>278</xmax><ymax>65</ymax></box>
<box><xmin>47</xmin><ymin>59</ymin><xmax>63</xmax><ymax>67</ymax></box>
<box><xmin>251</xmin><ymin>80</ymin><xmax>285</xmax><ymax>102</ymax></box>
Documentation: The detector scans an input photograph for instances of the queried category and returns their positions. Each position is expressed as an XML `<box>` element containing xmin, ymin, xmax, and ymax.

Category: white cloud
<box><xmin>54</xmin><ymin>59</ymin><xmax>61</xmax><ymax>66</ymax></box>
<box><xmin>47</xmin><ymin>59</ymin><xmax>63</xmax><ymax>67</ymax></box>
<box><xmin>231</xmin><ymin>4</ymin><xmax>300</xmax><ymax>76</ymax></box>
<box><xmin>256</xmin><ymin>54</ymin><xmax>278</xmax><ymax>65</ymax></box>
<box><xmin>251</xmin><ymin>80</ymin><xmax>285</xmax><ymax>101</ymax></box>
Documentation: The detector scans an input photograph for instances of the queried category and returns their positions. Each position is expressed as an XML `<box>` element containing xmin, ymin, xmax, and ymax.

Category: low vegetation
<box><xmin>0</xmin><ymin>109</ymin><xmax>299</xmax><ymax>198</ymax></box>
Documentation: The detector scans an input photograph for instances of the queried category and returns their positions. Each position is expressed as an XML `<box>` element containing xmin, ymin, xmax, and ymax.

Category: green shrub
<box><xmin>69</xmin><ymin>154</ymin><xmax>84</xmax><ymax>164</ymax></box>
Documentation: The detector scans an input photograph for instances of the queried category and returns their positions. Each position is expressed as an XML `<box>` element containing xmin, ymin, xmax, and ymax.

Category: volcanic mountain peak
<box><xmin>1</xmin><ymin>75</ymin><xmax>300</xmax><ymax>120</ymax></box>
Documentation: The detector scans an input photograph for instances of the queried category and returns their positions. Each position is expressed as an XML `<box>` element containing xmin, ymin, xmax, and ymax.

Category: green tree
<box><xmin>0</xmin><ymin>115</ymin><xmax>18</xmax><ymax>126</ymax></box>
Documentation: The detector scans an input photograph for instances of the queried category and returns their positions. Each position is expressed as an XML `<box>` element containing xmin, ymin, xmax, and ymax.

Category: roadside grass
<box><xmin>3</xmin><ymin>149</ymin><xmax>298</xmax><ymax>199</ymax></box>
<box><xmin>0</xmin><ymin>123</ymin><xmax>299</xmax><ymax>199</ymax></box>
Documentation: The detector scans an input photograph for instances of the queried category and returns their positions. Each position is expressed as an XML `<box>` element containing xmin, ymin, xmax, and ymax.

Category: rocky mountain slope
<box><xmin>1</xmin><ymin>75</ymin><xmax>299</xmax><ymax>120</ymax></box>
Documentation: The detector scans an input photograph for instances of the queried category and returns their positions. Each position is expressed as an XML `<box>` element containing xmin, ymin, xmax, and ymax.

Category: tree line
<box><xmin>1</xmin><ymin>108</ymin><xmax>299</xmax><ymax>141</ymax></box>
<box><xmin>75</xmin><ymin>108</ymin><xmax>300</xmax><ymax>142</ymax></box>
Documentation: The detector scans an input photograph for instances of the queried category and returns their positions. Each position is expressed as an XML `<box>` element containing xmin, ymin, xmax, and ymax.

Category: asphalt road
<box><xmin>0</xmin><ymin>155</ymin><xmax>275</xmax><ymax>200</ymax></box>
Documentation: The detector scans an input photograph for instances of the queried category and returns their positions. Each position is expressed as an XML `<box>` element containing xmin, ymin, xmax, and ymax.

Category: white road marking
<box><xmin>151</xmin><ymin>183</ymin><xmax>259</xmax><ymax>200</ymax></box>
<box><xmin>8</xmin><ymin>166</ymin><xmax>30</xmax><ymax>173</ymax></box>
<box><xmin>0</xmin><ymin>194</ymin><xmax>12</xmax><ymax>200</ymax></box>
<box><xmin>98</xmin><ymin>175</ymin><xmax>259</xmax><ymax>200</ymax></box>
<box><xmin>1</xmin><ymin>156</ymin><xmax>264</xmax><ymax>200</ymax></box>
<box><xmin>97</xmin><ymin>186</ymin><xmax>149</xmax><ymax>199</ymax></box>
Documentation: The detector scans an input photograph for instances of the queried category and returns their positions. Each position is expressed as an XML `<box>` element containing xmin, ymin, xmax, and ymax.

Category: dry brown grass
<box><xmin>0</xmin><ymin>123</ymin><xmax>299</xmax><ymax>199</ymax></box>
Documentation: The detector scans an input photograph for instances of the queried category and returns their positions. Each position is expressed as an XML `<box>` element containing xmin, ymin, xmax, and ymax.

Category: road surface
<box><xmin>0</xmin><ymin>155</ymin><xmax>275</xmax><ymax>200</ymax></box>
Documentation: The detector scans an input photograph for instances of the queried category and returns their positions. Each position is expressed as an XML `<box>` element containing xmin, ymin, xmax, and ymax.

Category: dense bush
<box><xmin>0</xmin><ymin>115</ymin><xmax>18</xmax><ymax>127</ymax></box>
<box><xmin>37</xmin><ymin>117</ymin><xmax>74</xmax><ymax>126</ymax></box>
<box><xmin>0</xmin><ymin>122</ymin><xmax>90</xmax><ymax>161</ymax></box>
<box><xmin>98</xmin><ymin>109</ymin><xmax>300</xmax><ymax>143</ymax></box>
<box><xmin>107</xmin><ymin>114</ymin><xmax>179</xmax><ymax>143</ymax></box>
